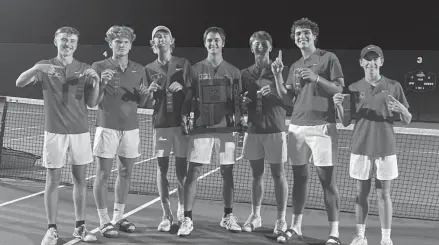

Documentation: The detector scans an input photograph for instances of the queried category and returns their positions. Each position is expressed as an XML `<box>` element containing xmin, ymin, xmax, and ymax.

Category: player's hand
<box><xmin>333</xmin><ymin>93</ymin><xmax>344</xmax><ymax>106</ymax></box>
<box><xmin>168</xmin><ymin>81</ymin><xmax>183</xmax><ymax>92</ymax></box>
<box><xmin>148</xmin><ymin>81</ymin><xmax>162</xmax><ymax>93</ymax></box>
<box><xmin>100</xmin><ymin>69</ymin><xmax>117</xmax><ymax>85</ymax></box>
<box><xmin>34</xmin><ymin>64</ymin><xmax>63</xmax><ymax>76</ymax></box>
<box><xmin>138</xmin><ymin>83</ymin><xmax>149</xmax><ymax>95</ymax></box>
<box><xmin>82</xmin><ymin>68</ymin><xmax>100</xmax><ymax>88</ymax></box>
<box><xmin>299</xmin><ymin>68</ymin><xmax>318</xmax><ymax>83</ymax></box>
<box><xmin>259</xmin><ymin>85</ymin><xmax>271</xmax><ymax>97</ymax></box>
<box><xmin>271</xmin><ymin>50</ymin><xmax>285</xmax><ymax>75</ymax></box>
<box><xmin>241</xmin><ymin>91</ymin><xmax>252</xmax><ymax>105</ymax></box>
<box><xmin>388</xmin><ymin>95</ymin><xmax>408</xmax><ymax>113</ymax></box>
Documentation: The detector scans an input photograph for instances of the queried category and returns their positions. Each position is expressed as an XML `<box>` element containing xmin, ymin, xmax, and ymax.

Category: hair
<box><xmin>105</xmin><ymin>25</ymin><xmax>136</xmax><ymax>43</ymax></box>
<box><xmin>150</xmin><ymin>30</ymin><xmax>175</xmax><ymax>54</ymax></box>
<box><xmin>54</xmin><ymin>26</ymin><xmax>80</xmax><ymax>38</ymax></box>
<box><xmin>249</xmin><ymin>31</ymin><xmax>273</xmax><ymax>47</ymax></box>
<box><xmin>203</xmin><ymin>26</ymin><xmax>226</xmax><ymax>43</ymax></box>
<box><xmin>290</xmin><ymin>17</ymin><xmax>319</xmax><ymax>41</ymax></box>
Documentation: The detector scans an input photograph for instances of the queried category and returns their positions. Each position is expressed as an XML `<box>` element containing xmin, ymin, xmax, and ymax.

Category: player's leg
<box><xmin>173</xmin><ymin>127</ymin><xmax>189</xmax><ymax>223</ymax></box>
<box><xmin>153</xmin><ymin>128</ymin><xmax>175</xmax><ymax>231</ymax></box>
<box><xmin>70</xmin><ymin>132</ymin><xmax>97</xmax><ymax>242</ymax></box>
<box><xmin>92</xmin><ymin>127</ymin><xmax>119</xmax><ymax>237</ymax></box>
<box><xmin>177</xmin><ymin>135</ymin><xmax>213</xmax><ymax>236</ymax></box>
<box><xmin>264</xmin><ymin>132</ymin><xmax>288</xmax><ymax>235</ymax></box>
<box><xmin>311</xmin><ymin>124</ymin><xmax>341</xmax><ymax>244</ymax></box>
<box><xmin>241</xmin><ymin>133</ymin><xmax>264</xmax><ymax>232</ymax></box>
<box><xmin>278</xmin><ymin>124</ymin><xmax>310</xmax><ymax>243</ymax></box>
<box><xmin>41</xmin><ymin>132</ymin><xmax>67</xmax><ymax>245</ymax></box>
<box><xmin>216</xmin><ymin>133</ymin><xmax>241</xmax><ymax>232</ymax></box>
<box><xmin>112</xmin><ymin>128</ymin><xmax>141</xmax><ymax>233</ymax></box>
<box><xmin>375</xmin><ymin>155</ymin><xmax>398</xmax><ymax>245</ymax></box>
<box><xmin>349</xmin><ymin>154</ymin><xmax>374</xmax><ymax>245</ymax></box>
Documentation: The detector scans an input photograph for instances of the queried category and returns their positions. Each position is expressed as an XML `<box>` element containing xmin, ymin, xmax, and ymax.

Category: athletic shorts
<box><xmin>350</xmin><ymin>154</ymin><xmax>398</xmax><ymax>180</ymax></box>
<box><xmin>93</xmin><ymin>127</ymin><xmax>141</xmax><ymax>159</ymax></box>
<box><xmin>153</xmin><ymin>127</ymin><xmax>189</xmax><ymax>158</ymax></box>
<box><xmin>287</xmin><ymin>123</ymin><xmax>338</xmax><ymax>167</ymax></box>
<box><xmin>242</xmin><ymin>132</ymin><xmax>287</xmax><ymax>163</ymax></box>
<box><xmin>187</xmin><ymin>133</ymin><xmax>236</xmax><ymax>165</ymax></box>
<box><xmin>43</xmin><ymin>131</ymin><xmax>93</xmax><ymax>168</ymax></box>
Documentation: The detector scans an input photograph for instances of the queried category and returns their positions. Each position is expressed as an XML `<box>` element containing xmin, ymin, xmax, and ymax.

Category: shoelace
<box><xmin>224</xmin><ymin>215</ymin><xmax>238</xmax><ymax>227</ymax></box>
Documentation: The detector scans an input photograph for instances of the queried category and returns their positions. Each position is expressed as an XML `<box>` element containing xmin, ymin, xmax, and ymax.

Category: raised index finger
<box><xmin>278</xmin><ymin>50</ymin><xmax>282</xmax><ymax>60</ymax></box>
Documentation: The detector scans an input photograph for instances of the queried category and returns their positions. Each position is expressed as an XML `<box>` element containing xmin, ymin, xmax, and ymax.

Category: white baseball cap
<box><xmin>151</xmin><ymin>25</ymin><xmax>172</xmax><ymax>39</ymax></box>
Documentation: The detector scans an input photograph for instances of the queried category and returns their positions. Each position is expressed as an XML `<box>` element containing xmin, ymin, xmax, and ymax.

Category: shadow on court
<box><xmin>1</xmin><ymin>179</ymin><xmax>439</xmax><ymax>245</ymax></box>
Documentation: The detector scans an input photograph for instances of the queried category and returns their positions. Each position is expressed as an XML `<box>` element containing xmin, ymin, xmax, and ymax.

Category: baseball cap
<box><xmin>151</xmin><ymin>25</ymin><xmax>172</xmax><ymax>39</ymax></box>
<box><xmin>360</xmin><ymin>44</ymin><xmax>383</xmax><ymax>58</ymax></box>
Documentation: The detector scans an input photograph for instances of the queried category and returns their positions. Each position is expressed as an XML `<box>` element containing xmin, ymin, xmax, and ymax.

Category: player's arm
<box><xmin>333</xmin><ymin>91</ymin><xmax>352</xmax><ymax>127</ymax></box>
<box><xmin>312</xmin><ymin>53</ymin><xmax>344</xmax><ymax>95</ymax></box>
<box><xmin>84</xmin><ymin>67</ymin><xmax>101</xmax><ymax>108</ymax></box>
<box><xmin>388</xmin><ymin>83</ymin><xmax>412</xmax><ymax>124</ymax></box>
<box><xmin>92</xmin><ymin>63</ymin><xmax>114</xmax><ymax>106</ymax></box>
<box><xmin>143</xmin><ymin>68</ymin><xmax>157</xmax><ymax>109</ymax></box>
<box><xmin>181</xmin><ymin>63</ymin><xmax>195</xmax><ymax>115</ymax></box>
<box><xmin>272</xmin><ymin>51</ymin><xmax>294</xmax><ymax>107</ymax></box>
<box><xmin>16</xmin><ymin>63</ymin><xmax>61</xmax><ymax>87</ymax></box>
<box><xmin>138</xmin><ymin>70</ymin><xmax>149</xmax><ymax>107</ymax></box>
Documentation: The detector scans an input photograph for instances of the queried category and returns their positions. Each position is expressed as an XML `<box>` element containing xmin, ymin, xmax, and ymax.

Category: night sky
<box><xmin>1</xmin><ymin>0</ymin><xmax>438</xmax><ymax>50</ymax></box>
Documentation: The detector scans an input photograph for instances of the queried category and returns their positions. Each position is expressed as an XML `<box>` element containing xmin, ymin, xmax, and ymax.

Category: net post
<box><xmin>0</xmin><ymin>96</ymin><xmax>8</xmax><ymax>166</ymax></box>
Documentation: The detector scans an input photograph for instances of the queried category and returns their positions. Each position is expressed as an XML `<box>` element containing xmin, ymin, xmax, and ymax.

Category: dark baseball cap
<box><xmin>360</xmin><ymin>44</ymin><xmax>384</xmax><ymax>58</ymax></box>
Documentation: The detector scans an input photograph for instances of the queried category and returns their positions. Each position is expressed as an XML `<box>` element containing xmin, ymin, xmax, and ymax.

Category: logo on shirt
<box><xmin>359</xmin><ymin>92</ymin><xmax>365</xmax><ymax>99</ymax></box>
<box><xmin>198</xmin><ymin>73</ymin><xmax>212</xmax><ymax>80</ymax></box>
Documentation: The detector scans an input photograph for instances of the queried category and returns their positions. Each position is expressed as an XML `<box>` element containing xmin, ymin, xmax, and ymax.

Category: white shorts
<box><xmin>43</xmin><ymin>131</ymin><xmax>93</xmax><ymax>169</ymax></box>
<box><xmin>287</xmin><ymin>123</ymin><xmax>338</xmax><ymax>167</ymax></box>
<box><xmin>153</xmin><ymin>127</ymin><xmax>189</xmax><ymax>158</ymax></box>
<box><xmin>242</xmin><ymin>132</ymin><xmax>287</xmax><ymax>163</ymax></box>
<box><xmin>93</xmin><ymin>127</ymin><xmax>141</xmax><ymax>159</ymax></box>
<box><xmin>350</xmin><ymin>154</ymin><xmax>398</xmax><ymax>180</ymax></box>
<box><xmin>187</xmin><ymin>133</ymin><xmax>236</xmax><ymax>165</ymax></box>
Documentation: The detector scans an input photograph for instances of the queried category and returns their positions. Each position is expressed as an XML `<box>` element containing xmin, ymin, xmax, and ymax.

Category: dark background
<box><xmin>1</xmin><ymin>0</ymin><xmax>438</xmax><ymax>121</ymax></box>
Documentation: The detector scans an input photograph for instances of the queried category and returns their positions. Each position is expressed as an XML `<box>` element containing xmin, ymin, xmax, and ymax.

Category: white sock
<box><xmin>329</xmin><ymin>221</ymin><xmax>339</xmax><ymax>238</ymax></box>
<box><xmin>381</xmin><ymin>228</ymin><xmax>391</xmax><ymax>242</ymax></box>
<box><xmin>97</xmin><ymin>208</ymin><xmax>111</xmax><ymax>226</ymax></box>
<box><xmin>356</xmin><ymin>224</ymin><xmax>366</xmax><ymax>238</ymax></box>
<box><xmin>277</xmin><ymin>209</ymin><xmax>286</xmax><ymax>221</ymax></box>
<box><xmin>111</xmin><ymin>203</ymin><xmax>125</xmax><ymax>224</ymax></box>
<box><xmin>290</xmin><ymin>214</ymin><xmax>303</xmax><ymax>235</ymax></box>
<box><xmin>252</xmin><ymin>205</ymin><xmax>261</xmax><ymax>217</ymax></box>
<box><xmin>161</xmin><ymin>202</ymin><xmax>172</xmax><ymax>216</ymax></box>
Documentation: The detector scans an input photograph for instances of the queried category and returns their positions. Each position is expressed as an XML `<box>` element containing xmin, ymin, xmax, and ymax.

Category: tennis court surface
<box><xmin>0</xmin><ymin>96</ymin><xmax>438</xmax><ymax>245</ymax></box>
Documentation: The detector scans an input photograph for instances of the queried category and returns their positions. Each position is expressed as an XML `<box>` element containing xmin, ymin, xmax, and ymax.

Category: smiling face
<box><xmin>294</xmin><ymin>27</ymin><xmax>316</xmax><ymax>50</ymax></box>
<box><xmin>204</xmin><ymin>31</ymin><xmax>224</xmax><ymax>54</ymax></box>
<box><xmin>54</xmin><ymin>32</ymin><xmax>78</xmax><ymax>57</ymax></box>
<box><xmin>360</xmin><ymin>51</ymin><xmax>384</xmax><ymax>76</ymax></box>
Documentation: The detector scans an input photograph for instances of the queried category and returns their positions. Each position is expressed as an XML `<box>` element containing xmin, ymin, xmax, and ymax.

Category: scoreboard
<box><xmin>405</xmin><ymin>56</ymin><xmax>437</xmax><ymax>92</ymax></box>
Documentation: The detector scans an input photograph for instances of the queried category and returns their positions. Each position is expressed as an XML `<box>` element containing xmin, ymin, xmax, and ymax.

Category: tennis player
<box><xmin>91</xmin><ymin>25</ymin><xmax>148</xmax><ymax>238</ymax></box>
<box><xmin>177</xmin><ymin>27</ymin><xmax>242</xmax><ymax>236</ymax></box>
<box><xmin>334</xmin><ymin>45</ymin><xmax>411</xmax><ymax>245</ymax></box>
<box><xmin>145</xmin><ymin>25</ymin><xmax>191</xmax><ymax>231</ymax></box>
<box><xmin>16</xmin><ymin>27</ymin><xmax>99</xmax><ymax>245</ymax></box>
<box><xmin>240</xmin><ymin>31</ymin><xmax>288</xmax><ymax>235</ymax></box>
<box><xmin>272</xmin><ymin>18</ymin><xmax>344</xmax><ymax>245</ymax></box>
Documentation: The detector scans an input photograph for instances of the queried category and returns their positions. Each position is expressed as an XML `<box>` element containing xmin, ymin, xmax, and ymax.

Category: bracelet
<box><xmin>316</xmin><ymin>75</ymin><xmax>320</xmax><ymax>84</ymax></box>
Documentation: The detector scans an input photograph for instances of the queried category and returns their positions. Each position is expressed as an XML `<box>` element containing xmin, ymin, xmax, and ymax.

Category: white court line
<box><xmin>5</xmin><ymin>126</ymin><xmax>43</xmax><ymax>131</ymax></box>
<box><xmin>0</xmin><ymin>156</ymin><xmax>157</xmax><ymax>208</ymax></box>
<box><xmin>63</xmin><ymin>155</ymin><xmax>244</xmax><ymax>245</ymax></box>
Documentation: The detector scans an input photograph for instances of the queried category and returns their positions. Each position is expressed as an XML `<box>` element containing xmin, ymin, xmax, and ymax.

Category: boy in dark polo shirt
<box><xmin>239</xmin><ymin>31</ymin><xmax>288</xmax><ymax>236</ymax></box>
<box><xmin>145</xmin><ymin>25</ymin><xmax>191</xmax><ymax>231</ymax></box>
<box><xmin>177</xmin><ymin>27</ymin><xmax>242</xmax><ymax>236</ymax></box>
<box><xmin>16</xmin><ymin>26</ymin><xmax>99</xmax><ymax>245</ymax></box>
<box><xmin>273</xmin><ymin>18</ymin><xmax>344</xmax><ymax>245</ymax></box>
<box><xmin>334</xmin><ymin>45</ymin><xmax>411</xmax><ymax>245</ymax></box>
<box><xmin>91</xmin><ymin>26</ymin><xmax>148</xmax><ymax>238</ymax></box>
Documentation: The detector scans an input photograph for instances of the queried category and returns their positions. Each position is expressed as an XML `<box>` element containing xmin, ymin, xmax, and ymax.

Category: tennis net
<box><xmin>0</xmin><ymin>96</ymin><xmax>438</xmax><ymax>221</ymax></box>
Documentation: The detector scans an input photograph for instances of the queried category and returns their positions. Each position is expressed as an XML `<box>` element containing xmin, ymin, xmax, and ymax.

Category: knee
<box><xmin>175</xmin><ymin>157</ymin><xmax>188</xmax><ymax>179</ymax></box>
<box><xmin>270</xmin><ymin>168</ymin><xmax>285</xmax><ymax>181</ymax></box>
<box><xmin>376</xmin><ymin>188</ymin><xmax>391</xmax><ymax>201</ymax></box>
<box><xmin>118</xmin><ymin>165</ymin><xmax>132</xmax><ymax>179</ymax></box>
<box><xmin>292</xmin><ymin>166</ymin><xmax>309</xmax><ymax>183</ymax></box>
<box><xmin>251</xmin><ymin>167</ymin><xmax>264</xmax><ymax>181</ymax></box>
<box><xmin>356</xmin><ymin>192</ymin><xmax>368</xmax><ymax>204</ymax></box>
<box><xmin>220</xmin><ymin>165</ymin><xmax>234</xmax><ymax>180</ymax></box>
<box><xmin>96</xmin><ymin>170</ymin><xmax>111</xmax><ymax>183</ymax></box>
